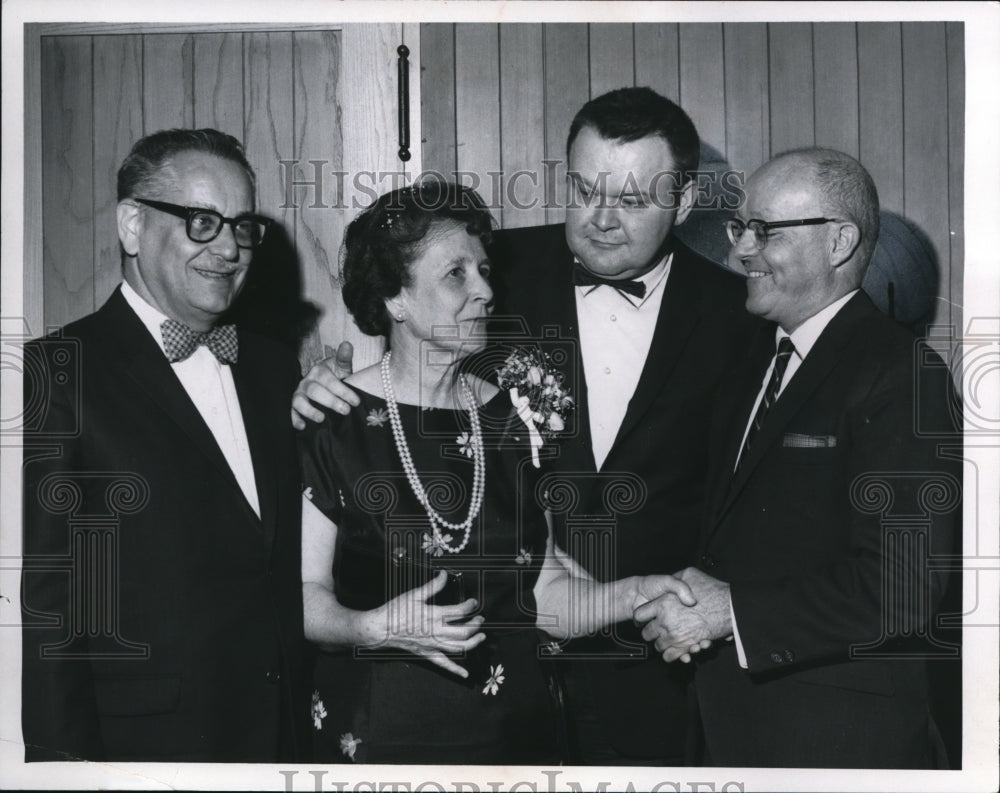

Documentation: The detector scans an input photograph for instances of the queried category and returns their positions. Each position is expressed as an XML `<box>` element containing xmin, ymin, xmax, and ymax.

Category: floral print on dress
<box><xmin>456</xmin><ymin>431</ymin><xmax>479</xmax><ymax>459</ymax></box>
<box><xmin>366</xmin><ymin>408</ymin><xmax>389</xmax><ymax>427</ymax></box>
<box><xmin>311</xmin><ymin>690</ymin><xmax>327</xmax><ymax>730</ymax></box>
<box><xmin>339</xmin><ymin>732</ymin><xmax>362</xmax><ymax>761</ymax></box>
<box><xmin>422</xmin><ymin>531</ymin><xmax>453</xmax><ymax>558</ymax></box>
<box><xmin>482</xmin><ymin>664</ymin><xmax>505</xmax><ymax>696</ymax></box>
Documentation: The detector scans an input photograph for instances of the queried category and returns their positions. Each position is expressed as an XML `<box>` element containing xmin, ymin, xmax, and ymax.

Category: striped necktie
<box><xmin>735</xmin><ymin>336</ymin><xmax>796</xmax><ymax>473</ymax></box>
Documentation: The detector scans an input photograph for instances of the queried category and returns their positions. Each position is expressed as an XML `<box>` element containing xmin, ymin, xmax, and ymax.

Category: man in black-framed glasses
<box><xmin>635</xmin><ymin>147</ymin><xmax>960</xmax><ymax>769</ymax></box>
<box><xmin>22</xmin><ymin>128</ymin><xmax>310</xmax><ymax>763</ymax></box>
<box><xmin>131</xmin><ymin>197</ymin><xmax>271</xmax><ymax>250</ymax></box>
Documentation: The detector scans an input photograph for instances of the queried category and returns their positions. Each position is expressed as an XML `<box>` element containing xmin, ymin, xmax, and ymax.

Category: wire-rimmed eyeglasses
<box><xmin>134</xmin><ymin>198</ymin><xmax>271</xmax><ymax>249</ymax></box>
<box><xmin>724</xmin><ymin>216</ymin><xmax>842</xmax><ymax>251</ymax></box>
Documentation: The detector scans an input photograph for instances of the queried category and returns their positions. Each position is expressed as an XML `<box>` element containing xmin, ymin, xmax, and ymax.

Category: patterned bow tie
<box><xmin>571</xmin><ymin>263</ymin><xmax>647</xmax><ymax>299</ymax></box>
<box><xmin>160</xmin><ymin>319</ymin><xmax>238</xmax><ymax>364</ymax></box>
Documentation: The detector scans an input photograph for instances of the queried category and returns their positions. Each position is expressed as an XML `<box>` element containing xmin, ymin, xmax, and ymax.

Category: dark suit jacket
<box><xmin>21</xmin><ymin>287</ymin><xmax>310</xmax><ymax>762</ymax></box>
<box><xmin>695</xmin><ymin>291</ymin><xmax>961</xmax><ymax>768</ymax></box>
<box><xmin>489</xmin><ymin>223</ymin><xmax>759</xmax><ymax>760</ymax></box>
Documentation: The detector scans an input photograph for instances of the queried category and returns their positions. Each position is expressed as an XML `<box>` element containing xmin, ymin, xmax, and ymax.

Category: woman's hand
<box><xmin>364</xmin><ymin>571</ymin><xmax>487</xmax><ymax>679</ymax></box>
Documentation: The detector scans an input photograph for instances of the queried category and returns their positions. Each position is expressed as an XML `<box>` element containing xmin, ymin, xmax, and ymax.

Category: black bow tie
<box><xmin>160</xmin><ymin>319</ymin><xmax>238</xmax><ymax>364</ymax></box>
<box><xmin>571</xmin><ymin>264</ymin><xmax>647</xmax><ymax>299</ymax></box>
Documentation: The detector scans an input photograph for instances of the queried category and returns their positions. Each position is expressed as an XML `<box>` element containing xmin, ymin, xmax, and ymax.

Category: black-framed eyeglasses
<box><xmin>724</xmin><ymin>216</ymin><xmax>842</xmax><ymax>251</ymax></box>
<box><xmin>133</xmin><ymin>198</ymin><xmax>271</xmax><ymax>249</ymax></box>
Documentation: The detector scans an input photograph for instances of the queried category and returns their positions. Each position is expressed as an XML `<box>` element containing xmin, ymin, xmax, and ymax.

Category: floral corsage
<box><xmin>496</xmin><ymin>347</ymin><xmax>574</xmax><ymax>467</ymax></box>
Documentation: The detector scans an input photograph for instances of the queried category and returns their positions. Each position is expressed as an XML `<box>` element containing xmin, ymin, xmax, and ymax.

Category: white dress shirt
<box><xmin>730</xmin><ymin>289</ymin><xmax>859</xmax><ymax>667</ymax></box>
<box><xmin>121</xmin><ymin>281</ymin><xmax>261</xmax><ymax>517</ymax></box>
<box><xmin>575</xmin><ymin>253</ymin><xmax>672</xmax><ymax>470</ymax></box>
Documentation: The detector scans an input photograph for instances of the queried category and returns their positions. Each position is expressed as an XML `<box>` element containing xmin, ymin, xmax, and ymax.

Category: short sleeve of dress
<box><xmin>297</xmin><ymin>407</ymin><xmax>348</xmax><ymax>525</ymax></box>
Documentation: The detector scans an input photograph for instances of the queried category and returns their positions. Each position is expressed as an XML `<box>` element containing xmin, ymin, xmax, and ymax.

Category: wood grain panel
<box><xmin>635</xmin><ymin>24</ymin><xmax>680</xmax><ymax>102</ymax></box>
<box><xmin>340</xmin><ymin>24</ymin><xmax>403</xmax><ymax>369</ymax></box>
<box><xmin>142</xmin><ymin>33</ymin><xmax>194</xmax><ymax>132</ymax></box>
<box><xmin>813</xmin><ymin>22</ymin><xmax>859</xmax><ymax>158</ymax></box>
<box><xmin>499</xmin><ymin>23</ymin><xmax>545</xmax><ymax>228</ymax></box>
<box><xmin>723</xmin><ymin>23</ymin><xmax>769</xmax><ymax>178</ymax></box>
<box><xmin>455</xmin><ymin>25</ymin><xmax>501</xmax><ymax>213</ymax></box>
<box><xmin>767</xmin><ymin>23</ymin><xmax>814</xmax><ymax>156</ymax></box>
<box><xmin>420</xmin><ymin>24</ymin><xmax>457</xmax><ymax>178</ymax></box>
<box><xmin>679</xmin><ymin>24</ymin><xmax>726</xmax><ymax>160</ymax></box>
<box><xmin>543</xmin><ymin>23</ymin><xmax>588</xmax><ymax>225</ymax></box>
<box><xmin>946</xmin><ymin>21</ymin><xmax>964</xmax><ymax>343</ymax></box>
<box><xmin>41</xmin><ymin>36</ymin><xmax>94</xmax><ymax>328</ymax></box>
<box><xmin>243</xmin><ymin>33</ymin><xmax>294</xmax><ymax>222</ymax></box>
<box><xmin>294</xmin><ymin>30</ymin><xmax>345</xmax><ymax>367</ymax></box>
<box><xmin>193</xmin><ymin>33</ymin><xmax>245</xmax><ymax>138</ymax></box>
<box><xmin>589</xmin><ymin>24</ymin><xmax>634</xmax><ymax>98</ymax></box>
<box><xmin>92</xmin><ymin>35</ymin><xmax>142</xmax><ymax>309</ymax></box>
<box><xmin>858</xmin><ymin>23</ymin><xmax>904</xmax><ymax>214</ymax></box>
<box><xmin>903</xmin><ymin>23</ymin><xmax>951</xmax><ymax>333</ymax></box>
<box><xmin>25</xmin><ymin>27</ymin><xmax>45</xmax><ymax>337</ymax></box>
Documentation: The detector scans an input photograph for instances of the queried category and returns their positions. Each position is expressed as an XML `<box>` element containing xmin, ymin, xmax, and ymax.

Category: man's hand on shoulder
<box><xmin>290</xmin><ymin>341</ymin><xmax>360</xmax><ymax>429</ymax></box>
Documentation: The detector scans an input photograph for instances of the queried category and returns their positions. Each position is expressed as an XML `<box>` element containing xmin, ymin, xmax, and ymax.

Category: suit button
<box><xmin>784</xmin><ymin>649</ymin><xmax>795</xmax><ymax>662</ymax></box>
<box><xmin>700</xmin><ymin>554</ymin><xmax>716</xmax><ymax>569</ymax></box>
<box><xmin>770</xmin><ymin>652</ymin><xmax>783</xmax><ymax>664</ymax></box>
<box><xmin>265</xmin><ymin>669</ymin><xmax>281</xmax><ymax>683</ymax></box>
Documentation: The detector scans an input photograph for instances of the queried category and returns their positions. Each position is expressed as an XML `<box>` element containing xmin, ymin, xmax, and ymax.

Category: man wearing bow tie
<box><xmin>292</xmin><ymin>88</ymin><xmax>757</xmax><ymax>765</ymax></box>
<box><xmin>21</xmin><ymin>129</ymin><xmax>309</xmax><ymax>762</ymax></box>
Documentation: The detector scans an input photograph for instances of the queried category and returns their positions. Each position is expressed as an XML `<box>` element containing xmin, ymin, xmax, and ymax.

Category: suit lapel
<box><xmin>231</xmin><ymin>342</ymin><xmax>278</xmax><ymax>546</ymax></box>
<box><xmin>714</xmin><ymin>293</ymin><xmax>875</xmax><ymax>525</ymax></box>
<box><xmin>100</xmin><ymin>289</ymin><xmax>264</xmax><ymax>529</ymax></box>
<box><xmin>705</xmin><ymin>322</ymin><xmax>774</xmax><ymax>526</ymax></box>
<box><xmin>606</xmin><ymin>246</ymin><xmax>703</xmax><ymax>460</ymax></box>
<box><xmin>532</xmin><ymin>238</ymin><xmax>597</xmax><ymax>471</ymax></box>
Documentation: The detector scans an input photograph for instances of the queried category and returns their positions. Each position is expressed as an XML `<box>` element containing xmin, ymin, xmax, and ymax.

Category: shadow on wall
<box><xmin>225</xmin><ymin>219</ymin><xmax>320</xmax><ymax>360</ymax></box>
<box><xmin>676</xmin><ymin>144</ymin><xmax>941</xmax><ymax>336</ymax></box>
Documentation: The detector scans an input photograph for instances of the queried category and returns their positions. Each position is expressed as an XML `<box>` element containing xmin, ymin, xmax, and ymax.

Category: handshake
<box><xmin>630</xmin><ymin>567</ymin><xmax>734</xmax><ymax>664</ymax></box>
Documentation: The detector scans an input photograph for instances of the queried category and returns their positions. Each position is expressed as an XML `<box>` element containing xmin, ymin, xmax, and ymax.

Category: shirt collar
<box><xmin>120</xmin><ymin>280</ymin><xmax>171</xmax><ymax>355</ymax></box>
<box><xmin>573</xmin><ymin>251</ymin><xmax>673</xmax><ymax>308</ymax></box>
<box><xmin>779</xmin><ymin>289</ymin><xmax>860</xmax><ymax>360</ymax></box>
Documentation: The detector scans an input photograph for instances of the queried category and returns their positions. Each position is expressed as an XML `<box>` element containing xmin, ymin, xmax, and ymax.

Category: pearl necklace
<box><xmin>380</xmin><ymin>351</ymin><xmax>485</xmax><ymax>553</ymax></box>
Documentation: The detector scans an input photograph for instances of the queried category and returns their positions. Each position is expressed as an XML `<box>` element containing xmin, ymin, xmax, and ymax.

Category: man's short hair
<box><xmin>117</xmin><ymin>128</ymin><xmax>256</xmax><ymax>203</ymax></box>
<box><xmin>785</xmin><ymin>147</ymin><xmax>881</xmax><ymax>263</ymax></box>
<box><xmin>566</xmin><ymin>87</ymin><xmax>701</xmax><ymax>183</ymax></box>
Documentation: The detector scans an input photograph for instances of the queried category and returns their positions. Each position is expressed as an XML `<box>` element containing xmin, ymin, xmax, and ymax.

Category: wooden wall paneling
<box><xmin>946</xmin><ymin>22</ymin><xmax>964</xmax><ymax>347</ymax></box>
<box><xmin>858</xmin><ymin>23</ymin><xmax>904</xmax><ymax>214</ymax></box>
<box><xmin>902</xmin><ymin>23</ymin><xmax>952</xmax><ymax>335</ymax></box>
<box><xmin>767</xmin><ymin>23</ymin><xmax>814</xmax><ymax>156</ymax></box>
<box><xmin>41</xmin><ymin>36</ymin><xmax>94</xmax><ymax>328</ymax></box>
<box><xmin>542</xmin><ymin>23</ymin><xmax>588</xmax><ymax>225</ymax></box>
<box><xmin>588</xmin><ymin>24</ymin><xmax>634</xmax><ymax>99</ymax></box>
<box><xmin>679</xmin><ymin>24</ymin><xmax>726</xmax><ymax>161</ymax></box>
<box><xmin>634</xmin><ymin>24</ymin><xmax>680</xmax><ymax>102</ymax></box>
<box><xmin>92</xmin><ymin>35</ymin><xmax>142</xmax><ymax>309</ymax></box>
<box><xmin>193</xmin><ymin>32</ymin><xmax>245</xmax><ymax>138</ymax></box>
<box><xmin>455</xmin><ymin>25</ymin><xmax>501</xmax><ymax>220</ymax></box>
<box><xmin>499</xmin><ymin>24</ymin><xmax>546</xmax><ymax>229</ymax></box>
<box><xmin>723</xmin><ymin>23</ymin><xmax>770</xmax><ymax>179</ymax></box>
<box><xmin>341</xmin><ymin>24</ymin><xmax>406</xmax><ymax>368</ymax></box>
<box><xmin>294</xmin><ymin>30</ymin><xmax>345</xmax><ymax>367</ymax></box>
<box><xmin>419</xmin><ymin>24</ymin><xmax>457</xmax><ymax>178</ymax></box>
<box><xmin>24</xmin><ymin>27</ymin><xmax>44</xmax><ymax>337</ymax></box>
<box><xmin>812</xmin><ymin>22</ymin><xmax>859</xmax><ymax>158</ymax></box>
<box><xmin>142</xmin><ymin>33</ymin><xmax>194</xmax><ymax>132</ymax></box>
<box><xmin>244</xmin><ymin>32</ymin><xmax>294</xmax><ymax>227</ymax></box>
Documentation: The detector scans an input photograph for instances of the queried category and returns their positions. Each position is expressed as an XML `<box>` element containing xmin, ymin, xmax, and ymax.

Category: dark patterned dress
<box><xmin>298</xmin><ymin>389</ymin><xmax>563</xmax><ymax>764</ymax></box>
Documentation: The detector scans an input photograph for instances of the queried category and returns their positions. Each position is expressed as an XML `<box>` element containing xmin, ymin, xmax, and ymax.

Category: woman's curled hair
<box><xmin>341</xmin><ymin>180</ymin><xmax>494</xmax><ymax>337</ymax></box>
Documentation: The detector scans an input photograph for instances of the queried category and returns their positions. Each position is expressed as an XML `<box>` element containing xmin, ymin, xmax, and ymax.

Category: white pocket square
<box><xmin>782</xmin><ymin>433</ymin><xmax>837</xmax><ymax>448</ymax></box>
